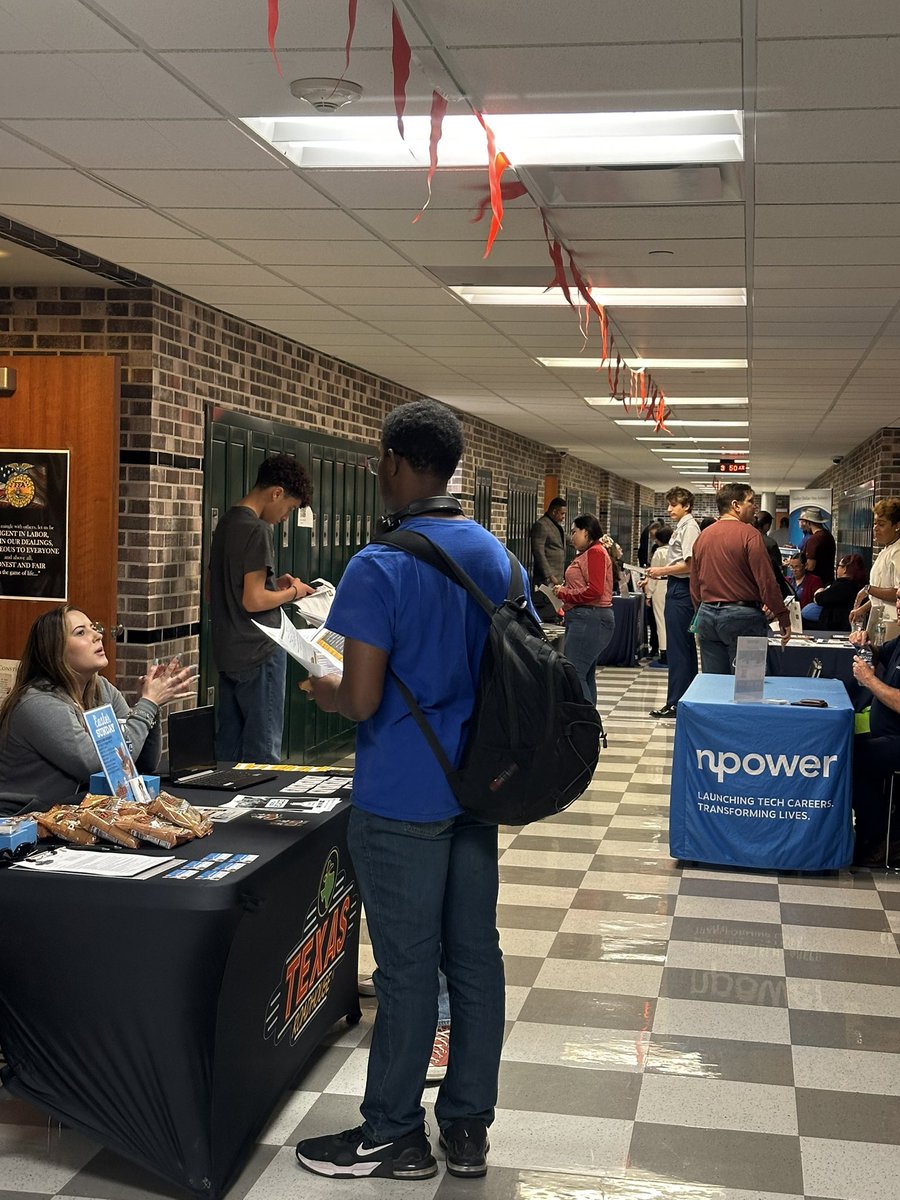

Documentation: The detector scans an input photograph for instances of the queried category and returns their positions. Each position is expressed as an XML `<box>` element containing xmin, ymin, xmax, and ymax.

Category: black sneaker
<box><xmin>439</xmin><ymin>1120</ymin><xmax>489</xmax><ymax>1177</ymax></box>
<box><xmin>295</xmin><ymin>1125</ymin><xmax>437</xmax><ymax>1179</ymax></box>
<box><xmin>649</xmin><ymin>704</ymin><xmax>677</xmax><ymax>719</ymax></box>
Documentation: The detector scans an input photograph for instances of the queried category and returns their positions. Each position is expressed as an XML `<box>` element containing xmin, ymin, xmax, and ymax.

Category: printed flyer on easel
<box><xmin>84</xmin><ymin>704</ymin><xmax>151</xmax><ymax>804</ymax></box>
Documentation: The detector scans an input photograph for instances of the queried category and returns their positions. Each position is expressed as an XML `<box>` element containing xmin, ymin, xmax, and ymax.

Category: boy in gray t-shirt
<box><xmin>208</xmin><ymin>453</ymin><xmax>313</xmax><ymax>761</ymax></box>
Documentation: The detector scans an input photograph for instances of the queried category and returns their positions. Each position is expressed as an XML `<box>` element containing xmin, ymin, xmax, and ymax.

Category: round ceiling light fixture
<box><xmin>289</xmin><ymin>77</ymin><xmax>363</xmax><ymax>113</ymax></box>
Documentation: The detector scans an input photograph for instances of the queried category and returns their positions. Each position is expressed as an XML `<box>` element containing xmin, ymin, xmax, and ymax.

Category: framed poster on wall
<box><xmin>0</xmin><ymin>449</ymin><xmax>70</xmax><ymax>601</ymax></box>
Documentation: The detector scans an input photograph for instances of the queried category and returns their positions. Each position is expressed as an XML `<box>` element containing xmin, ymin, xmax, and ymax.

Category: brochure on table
<box><xmin>84</xmin><ymin>703</ymin><xmax>152</xmax><ymax>803</ymax></box>
<box><xmin>252</xmin><ymin>611</ymin><xmax>344</xmax><ymax>677</ymax></box>
<box><xmin>733</xmin><ymin>636</ymin><xmax>767</xmax><ymax>703</ymax></box>
<box><xmin>769</xmin><ymin>597</ymin><xmax>804</xmax><ymax>637</ymax></box>
<box><xmin>12</xmin><ymin>847</ymin><xmax>174</xmax><ymax>878</ymax></box>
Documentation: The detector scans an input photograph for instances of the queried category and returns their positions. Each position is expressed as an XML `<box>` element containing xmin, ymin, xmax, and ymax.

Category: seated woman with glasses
<box><xmin>0</xmin><ymin>604</ymin><xmax>194</xmax><ymax>812</ymax></box>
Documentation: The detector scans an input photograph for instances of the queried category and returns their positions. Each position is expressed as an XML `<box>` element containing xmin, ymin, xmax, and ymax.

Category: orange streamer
<box><xmin>474</xmin><ymin>112</ymin><xmax>509</xmax><ymax>257</ymax></box>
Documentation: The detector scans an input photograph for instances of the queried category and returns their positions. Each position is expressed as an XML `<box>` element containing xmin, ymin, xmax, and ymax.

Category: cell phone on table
<box><xmin>789</xmin><ymin>699</ymin><xmax>829</xmax><ymax>707</ymax></box>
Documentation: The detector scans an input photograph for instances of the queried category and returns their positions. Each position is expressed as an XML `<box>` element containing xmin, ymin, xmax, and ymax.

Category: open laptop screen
<box><xmin>167</xmin><ymin>706</ymin><xmax>217</xmax><ymax>778</ymax></box>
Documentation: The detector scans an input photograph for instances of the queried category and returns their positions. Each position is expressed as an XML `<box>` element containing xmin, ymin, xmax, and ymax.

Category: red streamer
<box><xmin>267</xmin><ymin>0</ymin><xmax>282</xmax><ymax>76</ymax></box>
<box><xmin>413</xmin><ymin>91</ymin><xmax>449</xmax><ymax>222</ymax></box>
<box><xmin>471</xmin><ymin>180</ymin><xmax>527</xmax><ymax>224</ymax></box>
<box><xmin>345</xmin><ymin>0</ymin><xmax>358</xmax><ymax>73</ymax></box>
<box><xmin>538</xmin><ymin>211</ymin><xmax>574</xmax><ymax>310</ymax></box>
<box><xmin>655</xmin><ymin>390</ymin><xmax>670</xmax><ymax>433</ymax></box>
<box><xmin>473</xmin><ymin>111</ymin><xmax>510</xmax><ymax>257</ymax></box>
<box><xmin>566</xmin><ymin>254</ymin><xmax>606</xmax><ymax>333</ymax></box>
<box><xmin>391</xmin><ymin>7</ymin><xmax>412</xmax><ymax>139</ymax></box>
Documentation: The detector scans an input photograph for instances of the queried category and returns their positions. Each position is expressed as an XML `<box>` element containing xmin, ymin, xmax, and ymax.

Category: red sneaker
<box><xmin>425</xmin><ymin>1025</ymin><xmax>450</xmax><ymax>1084</ymax></box>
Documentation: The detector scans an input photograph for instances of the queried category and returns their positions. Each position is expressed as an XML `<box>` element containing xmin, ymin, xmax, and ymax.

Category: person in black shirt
<box><xmin>805</xmin><ymin>554</ymin><xmax>867</xmax><ymax>631</ymax></box>
<box><xmin>849</xmin><ymin>630</ymin><xmax>900</xmax><ymax>865</ymax></box>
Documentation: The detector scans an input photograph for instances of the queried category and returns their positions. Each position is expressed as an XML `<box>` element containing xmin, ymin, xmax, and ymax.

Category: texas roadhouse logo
<box><xmin>264</xmin><ymin>847</ymin><xmax>357</xmax><ymax>1046</ymax></box>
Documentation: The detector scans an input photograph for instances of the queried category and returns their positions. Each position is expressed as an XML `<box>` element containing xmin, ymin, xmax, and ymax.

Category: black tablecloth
<box><xmin>597</xmin><ymin>594</ymin><xmax>644</xmax><ymax>667</ymax></box>
<box><xmin>765</xmin><ymin>634</ymin><xmax>862</xmax><ymax>704</ymax></box>
<box><xmin>0</xmin><ymin>777</ymin><xmax>361</xmax><ymax>1199</ymax></box>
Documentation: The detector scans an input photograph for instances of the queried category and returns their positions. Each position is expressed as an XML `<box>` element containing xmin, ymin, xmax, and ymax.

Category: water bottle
<box><xmin>873</xmin><ymin>614</ymin><xmax>886</xmax><ymax>649</ymax></box>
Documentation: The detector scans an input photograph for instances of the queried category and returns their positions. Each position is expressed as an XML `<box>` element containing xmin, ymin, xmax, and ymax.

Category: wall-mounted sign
<box><xmin>0</xmin><ymin>449</ymin><xmax>69</xmax><ymax>601</ymax></box>
<box><xmin>707</xmin><ymin>460</ymin><xmax>748</xmax><ymax>474</ymax></box>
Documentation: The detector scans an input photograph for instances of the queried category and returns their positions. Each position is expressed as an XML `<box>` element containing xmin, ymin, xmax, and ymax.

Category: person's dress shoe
<box><xmin>649</xmin><ymin>704</ymin><xmax>677</xmax><ymax>719</ymax></box>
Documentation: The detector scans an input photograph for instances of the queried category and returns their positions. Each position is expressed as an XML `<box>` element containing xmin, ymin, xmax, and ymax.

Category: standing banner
<box><xmin>0</xmin><ymin>450</ymin><xmax>69</xmax><ymax>601</ymax></box>
<box><xmin>788</xmin><ymin>488</ymin><xmax>833</xmax><ymax>550</ymax></box>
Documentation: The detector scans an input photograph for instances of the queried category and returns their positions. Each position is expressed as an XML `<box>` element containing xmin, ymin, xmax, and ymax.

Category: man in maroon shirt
<box><xmin>691</xmin><ymin>483</ymin><xmax>792</xmax><ymax>674</ymax></box>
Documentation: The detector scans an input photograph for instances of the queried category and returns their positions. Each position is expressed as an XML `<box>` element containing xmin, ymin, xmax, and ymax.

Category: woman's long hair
<box><xmin>0</xmin><ymin>604</ymin><xmax>103</xmax><ymax>730</ymax></box>
<box><xmin>839</xmin><ymin>553</ymin><xmax>868</xmax><ymax>584</ymax></box>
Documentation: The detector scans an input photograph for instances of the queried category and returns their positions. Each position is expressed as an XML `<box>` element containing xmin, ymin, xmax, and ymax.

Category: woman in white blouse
<box><xmin>849</xmin><ymin>497</ymin><xmax>900</xmax><ymax>635</ymax></box>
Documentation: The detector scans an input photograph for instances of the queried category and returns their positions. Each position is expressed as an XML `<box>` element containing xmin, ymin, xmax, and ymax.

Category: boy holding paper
<box><xmin>208</xmin><ymin>453</ymin><xmax>314</xmax><ymax>762</ymax></box>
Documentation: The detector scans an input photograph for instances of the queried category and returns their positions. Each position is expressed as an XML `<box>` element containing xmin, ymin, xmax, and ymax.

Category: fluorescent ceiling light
<box><xmin>541</xmin><ymin>358</ymin><xmax>748</xmax><ymax>369</ymax></box>
<box><xmin>615</xmin><ymin>420</ymin><xmax>748</xmax><ymax>428</ymax></box>
<box><xmin>586</xmin><ymin>397</ymin><xmax>748</xmax><ymax>406</ymax></box>
<box><xmin>637</xmin><ymin>437</ymin><xmax>749</xmax><ymax>443</ymax></box>
<box><xmin>650</xmin><ymin>446</ymin><xmax>747</xmax><ymax>454</ymax></box>
<box><xmin>453</xmin><ymin>286</ymin><xmax>746</xmax><ymax>308</ymax></box>
<box><xmin>242</xmin><ymin>109</ymin><xmax>743</xmax><ymax>170</ymax></box>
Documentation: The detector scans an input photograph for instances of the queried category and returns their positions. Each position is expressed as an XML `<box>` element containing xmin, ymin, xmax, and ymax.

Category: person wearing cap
<box><xmin>797</xmin><ymin>508</ymin><xmax>836</xmax><ymax>584</ymax></box>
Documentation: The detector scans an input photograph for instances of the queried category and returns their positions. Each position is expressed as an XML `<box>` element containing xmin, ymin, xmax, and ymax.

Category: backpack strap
<box><xmin>372</xmin><ymin>529</ymin><xmax>523</xmax><ymax>611</ymax></box>
<box><xmin>369</xmin><ymin>529</ymin><xmax>523</xmax><ymax>795</ymax></box>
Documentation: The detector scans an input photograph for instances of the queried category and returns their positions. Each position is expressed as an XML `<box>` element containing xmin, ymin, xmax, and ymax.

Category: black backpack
<box><xmin>373</xmin><ymin>529</ymin><xmax>606</xmax><ymax>825</ymax></box>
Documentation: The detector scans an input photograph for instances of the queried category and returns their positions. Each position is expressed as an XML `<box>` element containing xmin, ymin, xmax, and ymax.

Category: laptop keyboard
<box><xmin>172</xmin><ymin>769</ymin><xmax>276</xmax><ymax>790</ymax></box>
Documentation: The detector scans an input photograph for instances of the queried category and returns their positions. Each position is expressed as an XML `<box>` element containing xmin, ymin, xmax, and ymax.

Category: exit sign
<box><xmin>707</xmin><ymin>460</ymin><xmax>748</xmax><ymax>473</ymax></box>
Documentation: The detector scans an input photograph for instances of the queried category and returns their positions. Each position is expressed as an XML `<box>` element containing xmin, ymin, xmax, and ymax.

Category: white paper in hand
<box><xmin>294</xmin><ymin>579</ymin><xmax>335</xmax><ymax>627</ymax></box>
<box><xmin>252</xmin><ymin>611</ymin><xmax>342</xmax><ymax>677</ymax></box>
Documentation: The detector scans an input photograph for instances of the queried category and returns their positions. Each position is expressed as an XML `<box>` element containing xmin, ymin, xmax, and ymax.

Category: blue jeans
<box><xmin>664</xmin><ymin>578</ymin><xmax>698</xmax><ymax>706</ymax></box>
<box><xmin>347</xmin><ymin>807</ymin><xmax>504</xmax><ymax>1140</ymax></box>
<box><xmin>695</xmin><ymin>604</ymin><xmax>769</xmax><ymax>674</ymax></box>
<box><xmin>215</xmin><ymin>648</ymin><xmax>286</xmax><ymax>762</ymax></box>
<box><xmin>563</xmin><ymin>606</ymin><xmax>615</xmax><ymax>704</ymax></box>
<box><xmin>437</xmin><ymin>968</ymin><xmax>450</xmax><ymax>1025</ymax></box>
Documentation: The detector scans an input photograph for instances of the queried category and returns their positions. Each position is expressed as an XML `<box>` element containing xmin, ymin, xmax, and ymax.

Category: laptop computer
<box><xmin>166</xmin><ymin>707</ymin><xmax>278</xmax><ymax>790</ymax></box>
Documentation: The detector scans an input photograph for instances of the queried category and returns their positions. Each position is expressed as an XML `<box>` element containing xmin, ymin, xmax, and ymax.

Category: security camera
<box><xmin>832</xmin><ymin>455</ymin><xmax>844</xmax><ymax>465</ymax></box>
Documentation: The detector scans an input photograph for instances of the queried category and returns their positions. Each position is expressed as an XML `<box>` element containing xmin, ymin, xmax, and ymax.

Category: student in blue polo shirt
<box><xmin>295</xmin><ymin>399</ymin><xmax>529</xmax><ymax>1183</ymax></box>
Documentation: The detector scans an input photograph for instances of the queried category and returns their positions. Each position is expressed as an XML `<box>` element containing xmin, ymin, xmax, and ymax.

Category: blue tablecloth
<box><xmin>597</xmin><ymin>594</ymin><xmax>644</xmax><ymax>667</ymax></box>
<box><xmin>670</xmin><ymin>674</ymin><xmax>854</xmax><ymax>871</ymax></box>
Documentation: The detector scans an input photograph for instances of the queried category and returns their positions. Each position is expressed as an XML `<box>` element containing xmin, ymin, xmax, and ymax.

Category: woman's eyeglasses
<box><xmin>365</xmin><ymin>455</ymin><xmax>380</xmax><ymax>476</ymax></box>
<box><xmin>88</xmin><ymin>623</ymin><xmax>125</xmax><ymax>640</ymax></box>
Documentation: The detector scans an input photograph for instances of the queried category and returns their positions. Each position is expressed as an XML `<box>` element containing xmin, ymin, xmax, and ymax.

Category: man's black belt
<box><xmin>702</xmin><ymin>600</ymin><xmax>762</xmax><ymax>608</ymax></box>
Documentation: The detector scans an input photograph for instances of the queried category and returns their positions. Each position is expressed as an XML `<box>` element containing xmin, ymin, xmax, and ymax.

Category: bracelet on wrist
<box><xmin>290</xmin><ymin>584</ymin><xmax>298</xmax><ymax>600</ymax></box>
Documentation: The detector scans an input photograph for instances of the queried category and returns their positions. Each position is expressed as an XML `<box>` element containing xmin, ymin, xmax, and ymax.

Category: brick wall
<box><xmin>807</xmin><ymin>426</ymin><xmax>900</xmax><ymax>506</ymax></box>
<box><xmin>3</xmin><ymin>280</ymin><xmax>652</xmax><ymax>697</ymax></box>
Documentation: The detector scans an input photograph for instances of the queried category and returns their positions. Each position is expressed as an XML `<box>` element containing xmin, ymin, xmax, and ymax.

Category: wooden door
<box><xmin>0</xmin><ymin>356</ymin><xmax>119</xmax><ymax>674</ymax></box>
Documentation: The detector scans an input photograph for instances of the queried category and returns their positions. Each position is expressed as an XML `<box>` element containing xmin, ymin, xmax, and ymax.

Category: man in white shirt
<box><xmin>643</xmin><ymin>487</ymin><xmax>701</xmax><ymax>719</ymax></box>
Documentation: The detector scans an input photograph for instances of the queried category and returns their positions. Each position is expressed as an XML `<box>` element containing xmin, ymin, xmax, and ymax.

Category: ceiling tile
<box><xmin>5</xmin><ymin>119</ymin><xmax>283</xmax><ymax>171</ymax></box>
<box><xmin>92</xmin><ymin>168</ymin><xmax>334</xmax><ymax>209</ymax></box>
<box><xmin>758</xmin><ymin>0</ymin><xmax>900</xmax><ymax>38</ymax></box>
<box><xmin>0</xmin><ymin>2</ymin><xmax>134</xmax><ymax>50</ymax></box>
<box><xmin>757</xmin><ymin>38</ymin><xmax>900</xmax><ymax>110</ymax></box>
<box><xmin>0</xmin><ymin>169</ymin><xmax>138</xmax><ymax>207</ymax></box>
<box><xmin>0</xmin><ymin>51</ymin><xmax>215</xmax><ymax>118</ymax></box>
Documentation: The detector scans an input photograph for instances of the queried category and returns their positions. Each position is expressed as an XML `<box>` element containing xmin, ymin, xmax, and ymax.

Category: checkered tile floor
<box><xmin>3</xmin><ymin>665</ymin><xmax>900</xmax><ymax>1199</ymax></box>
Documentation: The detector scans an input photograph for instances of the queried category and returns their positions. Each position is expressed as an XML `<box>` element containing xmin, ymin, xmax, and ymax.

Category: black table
<box><xmin>0</xmin><ymin>775</ymin><xmax>361</xmax><ymax>1199</ymax></box>
<box><xmin>597</xmin><ymin>593</ymin><xmax>644</xmax><ymax>667</ymax></box>
<box><xmin>765</xmin><ymin>633</ymin><xmax>862</xmax><ymax>703</ymax></box>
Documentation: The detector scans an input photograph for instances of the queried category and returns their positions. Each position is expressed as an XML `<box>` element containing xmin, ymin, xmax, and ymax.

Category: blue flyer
<box><xmin>84</xmin><ymin>703</ymin><xmax>150</xmax><ymax>804</ymax></box>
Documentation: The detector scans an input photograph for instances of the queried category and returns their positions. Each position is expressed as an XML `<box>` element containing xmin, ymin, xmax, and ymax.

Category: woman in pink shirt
<box><xmin>554</xmin><ymin>515</ymin><xmax>615</xmax><ymax>705</ymax></box>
